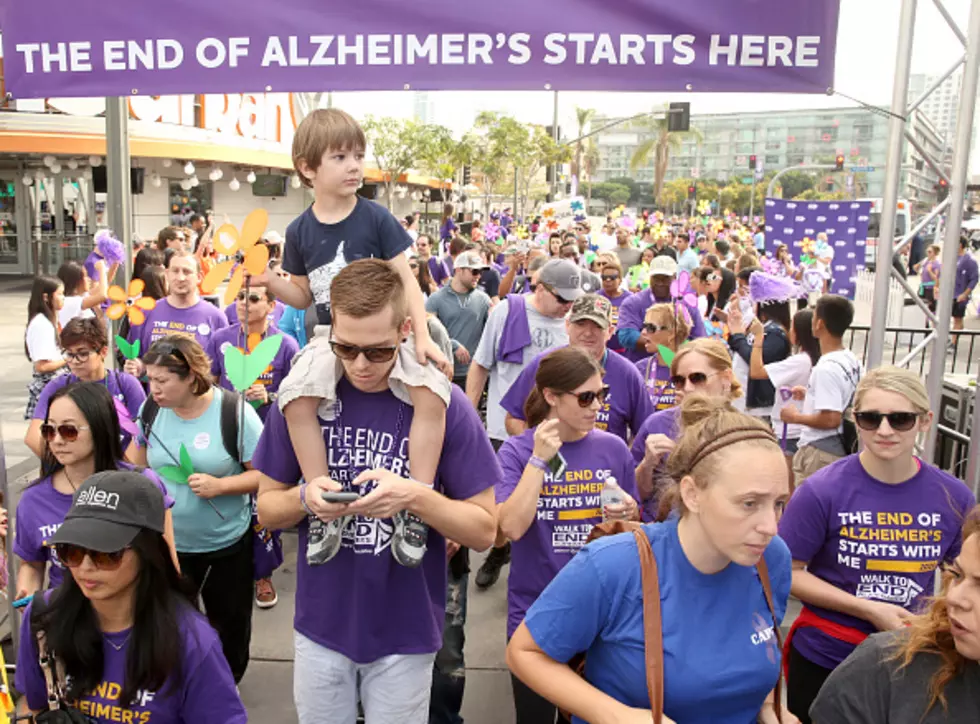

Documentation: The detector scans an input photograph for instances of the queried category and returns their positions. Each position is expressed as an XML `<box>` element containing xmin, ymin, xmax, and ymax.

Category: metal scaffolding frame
<box><xmin>866</xmin><ymin>0</ymin><xmax>980</xmax><ymax>492</ymax></box>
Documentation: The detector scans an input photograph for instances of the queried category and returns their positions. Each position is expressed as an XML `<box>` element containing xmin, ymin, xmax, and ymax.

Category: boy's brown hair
<box><xmin>292</xmin><ymin>109</ymin><xmax>367</xmax><ymax>188</ymax></box>
<box><xmin>330</xmin><ymin>259</ymin><xmax>407</xmax><ymax>328</ymax></box>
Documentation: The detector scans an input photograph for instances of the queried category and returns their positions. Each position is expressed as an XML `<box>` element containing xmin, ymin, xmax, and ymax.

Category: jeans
<box><xmin>429</xmin><ymin>568</ymin><xmax>469</xmax><ymax>724</ymax></box>
<box><xmin>294</xmin><ymin>632</ymin><xmax>436</xmax><ymax>724</ymax></box>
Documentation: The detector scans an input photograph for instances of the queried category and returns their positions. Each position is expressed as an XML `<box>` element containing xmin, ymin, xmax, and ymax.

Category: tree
<box><xmin>777</xmin><ymin>171</ymin><xmax>816</xmax><ymax>200</ymax></box>
<box><xmin>572</xmin><ymin>107</ymin><xmax>596</xmax><ymax>187</ymax></box>
<box><xmin>582</xmin><ymin>139</ymin><xmax>600</xmax><ymax>210</ymax></box>
<box><xmin>629</xmin><ymin>107</ymin><xmax>703</xmax><ymax>207</ymax></box>
<box><xmin>415</xmin><ymin>124</ymin><xmax>467</xmax><ymax>182</ymax></box>
<box><xmin>514</xmin><ymin>126</ymin><xmax>571</xmax><ymax>218</ymax></box>
<box><xmin>470</xmin><ymin>112</ymin><xmax>515</xmax><ymax>216</ymax></box>
<box><xmin>585</xmin><ymin>182</ymin><xmax>632</xmax><ymax>204</ymax></box>
<box><xmin>362</xmin><ymin>116</ymin><xmax>451</xmax><ymax>210</ymax></box>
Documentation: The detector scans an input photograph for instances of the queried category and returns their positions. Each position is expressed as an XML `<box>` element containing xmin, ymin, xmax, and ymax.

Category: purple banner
<box><xmin>0</xmin><ymin>0</ymin><xmax>840</xmax><ymax>99</ymax></box>
<box><xmin>764</xmin><ymin>197</ymin><xmax>871</xmax><ymax>300</ymax></box>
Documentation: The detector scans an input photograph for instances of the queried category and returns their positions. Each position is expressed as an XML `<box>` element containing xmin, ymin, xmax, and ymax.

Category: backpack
<box><xmin>828</xmin><ymin>359</ymin><xmax>861</xmax><ymax>455</ymax></box>
<box><xmin>139</xmin><ymin>386</ymin><xmax>242</xmax><ymax>465</ymax></box>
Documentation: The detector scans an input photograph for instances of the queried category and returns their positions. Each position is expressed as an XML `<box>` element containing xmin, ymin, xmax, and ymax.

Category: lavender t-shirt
<box><xmin>13</xmin><ymin>463</ymin><xmax>174</xmax><ymax>589</ymax></box>
<box><xmin>779</xmin><ymin>455</ymin><xmax>976</xmax><ymax>669</ymax></box>
<box><xmin>16</xmin><ymin>602</ymin><xmax>246</xmax><ymax>723</ymax></box>
<box><xmin>206</xmin><ymin>324</ymin><xmax>299</xmax><ymax>421</ymax></box>
<box><xmin>128</xmin><ymin>299</ymin><xmax>228</xmax><ymax>354</ymax></box>
<box><xmin>252</xmin><ymin>380</ymin><xmax>500</xmax><ymax>664</ymax></box>
<box><xmin>634</xmin><ymin>355</ymin><xmax>678</xmax><ymax>412</ymax></box>
<box><xmin>495</xmin><ymin>428</ymin><xmax>639</xmax><ymax>638</ymax></box>
<box><xmin>499</xmin><ymin>348</ymin><xmax>652</xmax><ymax>444</ymax></box>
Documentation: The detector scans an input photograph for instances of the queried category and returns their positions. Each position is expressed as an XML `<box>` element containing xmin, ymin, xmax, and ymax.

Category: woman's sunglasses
<box><xmin>601</xmin><ymin>274</ymin><xmax>620</xmax><ymax>282</ymax></box>
<box><xmin>670</xmin><ymin>371</ymin><xmax>718</xmax><ymax>388</ymax></box>
<box><xmin>150</xmin><ymin>341</ymin><xmax>189</xmax><ymax>367</ymax></box>
<box><xmin>329</xmin><ymin>340</ymin><xmax>399</xmax><ymax>364</ymax></box>
<box><xmin>854</xmin><ymin>411</ymin><xmax>920</xmax><ymax>432</ymax></box>
<box><xmin>53</xmin><ymin>543</ymin><xmax>128</xmax><ymax>570</ymax></box>
<box><xmin>40</xmin><ymin>423</ymin><xmax>90</xmax><ymax>442</ymax></box>
<box><xmin>563</xmin><ymin>386</ymin><xmax>610</xmax><ymax>407</ymax></box>
<box><xmin>236</xmin><ymin>291</ymin><xmax>264</xmax><ymax>304</ymax></box>
<box><xmin>643</xmin><ymin>323</ymin><xmax>670</xmax><ymax>334</ymax></box>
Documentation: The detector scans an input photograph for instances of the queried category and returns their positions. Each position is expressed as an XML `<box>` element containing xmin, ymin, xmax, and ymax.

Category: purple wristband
<box><xmin>528</xmin><ymin>455</ymin><xmax>549</xmax><ymax>472</ymax></box>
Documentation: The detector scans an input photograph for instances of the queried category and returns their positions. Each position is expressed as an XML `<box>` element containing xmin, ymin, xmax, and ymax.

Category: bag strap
<box><xmin>30</xmin><ymin>592</ymin><xmax>64</xmax><ymax>712</ymax></box>
<box><xmin>756</xmin><ymin>557</ymin><xmax>783</xmax><ymax>720</ymax></box>
<box><xmin>632</xmin><ymin>528</ymin><xmax>664</xmax><ymax>723</ymax></box>
<box><xmin>217</xmin><ymin>387</ymin><xmax>242</xmax><ymax>465</ymax></box>
<box><xmin>138</xmin><ymin>396</ymin><xmax>160</xmax><ymax>444</ymax></box>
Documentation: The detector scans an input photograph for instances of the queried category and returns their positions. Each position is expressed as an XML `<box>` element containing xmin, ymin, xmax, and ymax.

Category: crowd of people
<box><xmin>10</xmin><ymin>106</ymin><xmax>980</xmax><ymax>724</ymax></box>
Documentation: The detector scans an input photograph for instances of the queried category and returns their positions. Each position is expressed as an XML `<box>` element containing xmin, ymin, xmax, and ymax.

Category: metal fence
<box><xmin>845</xmin><ymin>324</ymin><xmax>979</xmax><ymax>377</ymax></box>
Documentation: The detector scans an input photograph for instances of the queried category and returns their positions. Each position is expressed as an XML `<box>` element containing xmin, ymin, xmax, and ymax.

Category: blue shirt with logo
<box><xmin>524</xmin><ymin>517</ymin><xmax>791</xmax><ymax>724</ymax></box>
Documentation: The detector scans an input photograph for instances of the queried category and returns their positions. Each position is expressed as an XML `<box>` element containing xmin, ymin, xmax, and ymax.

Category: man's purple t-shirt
<box><xmin>14</xmin><ymin>463</ymin><xmax>174</xmax><ymax>589</ymax></box>
<box><xmin>427</xmin><ymin>256</ymin><xmax>450</xmax><ymax>287</ymax></box>
<box><xmin>616</xmin><ymin>289</ymin><xmax>705</xmax><ymax>363</ymax></box>
<box><xmin>778</xmin><ymin>455</ymin><xmax>976</xmax><ymax>670</ymax></box>
<box><xmin>252</xmin><ymin>381</ymin><xmax>500</xmax><ymax>664</ymax></box>
<box><xmin>33</xmin><ymin>370</ymin><xmax>146</xmax><ymax>449</ymax></box>
<box><xmin>495</xmin><ymin>428</ymin><xmax>639</xmax><ymax>638</ymax></box>
<box><xmin>222</xmin><ymin>299</ymin><xmax>286</xmax><ymax>327</ymax></box>
<box><xmin>16</xmin><ymin>602</ymin><xmax>247</xmax><ymax>723</ymax></box>
<box><xmin>629</xmin><ymin>406</ymin><xmax>683</xmax><ymax>521</ymax></box>
<box><xmin>127</xmin><ymin>299</ymin><xmax>228</xmax><ymax>354</ymax></box>
<box><xmin>499</xmin><ymin>348</ymin><xmax>652</xmax><ymax>444</ymax></box>
<box><xmin>206</xmin><ymin>324</ymin><xmax>299</xmax><ymax>422</ymax></box>
<box><xmin>954</xmin><ymin>252</ymin><xmax>979</xmax><ymax>298</ymax></box>
<box><xmin>600</xmin><ymin>290</ymin><xmax>631</xmax><ymax>353</ymax></box>
<box><xmin>634</xmin><ymin>355</ymin><xmax>679</xmax><ymax>412</ymax></box>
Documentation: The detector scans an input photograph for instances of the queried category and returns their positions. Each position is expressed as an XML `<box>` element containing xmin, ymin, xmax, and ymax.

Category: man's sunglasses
<box><xmin>236</xmin><ymin>291</ymin><xmax>264</xmax><ymax>304</ymax></box>
<box><xmin>541</xmin><ymin>284</ymin><xmax>573</xmax><ymax>305</ymax></box>
<box><xmin>563</xmin><ymin>386</ymin><xmax>610</xmax><ymax>407</ymax></box>
<box><xmin>670</xmin><ymin>371</ymin><xmax>719</xmax><ymax>388</ymax></box>
<box><xmin>329</xmin><ymin>340</ymin><xmax>399</xmax><ymax>364</ymax></box>
<box><xmin>854</xmin><ymin>411</ymin><xmax>920</xmax><ymax>432</ymax></box>
<box><xmin>643</xmin><ymin>323</ymin><xmax>669</xmax><ymax>334</ymax></box>
<box><xmin>40</xmin><ymin>423</ymin><xmax>90</xmax><ymax>442</ymax></box>
<box><xmin>601</xmin><ymin>275</ymin><xmax>620</xmax><ymax>282</ymax></box>
<box><xmin>53</xmin><ymin>543</ymin><xmax>128</xmax><ymax>570</ymax></box>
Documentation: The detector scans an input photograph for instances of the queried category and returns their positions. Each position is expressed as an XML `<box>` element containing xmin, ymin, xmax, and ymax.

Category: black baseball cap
<box><xmin>49</xmin><ymin>470</ymin><xmax>166</xmax><ymax>552</ymax></box>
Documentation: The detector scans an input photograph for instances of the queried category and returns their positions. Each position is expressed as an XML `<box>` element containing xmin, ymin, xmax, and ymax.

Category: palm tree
<box><xmin>582</xmin><ymin>138</ymin><xmax>600</xmax><ymax>211</ymax></box>
<box><xmin>572</xmin><ymin>107</ymin><xmax>596</xmax><ymax>188</ymax></box>
<box><xmin>629</xmin><ymin>108</ymin><xmax>702</xmax><ymax>208</ymax></box>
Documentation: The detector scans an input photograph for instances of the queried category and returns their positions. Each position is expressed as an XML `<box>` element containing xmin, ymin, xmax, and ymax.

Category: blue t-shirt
<box><xmin>282</xmin><ymin>199</ymin><xmax>414</xmax><ymax>324</ymax></box>
<box><xmin>524</xmin><ymin>518</ymin><xmax>791</xmax><ymax>724</ymax></box>
<box><xmin>137</xmin><ymin>391</ymin><xmax>262</xmax><ymax>553</ymax></box>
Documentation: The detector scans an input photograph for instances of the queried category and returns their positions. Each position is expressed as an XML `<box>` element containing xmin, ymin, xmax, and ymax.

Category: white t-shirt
<box><xmin>58</xmin><ymin>295</ymin><xmax>95</xmax><ymax>329</ymax></box>
<box><xmin>765</xmin><ymin>352</ymin><xmax>813</xmax><ymax>440</ymax></box>
<box><xmin>816</xmin><ymin>244</ymin><xmax>836</xmax><ymax>278</ymax></box>
<box><xmin>25</xmin><ymin>314</ymin><xmax>62</xmax><ymax>363</ymax></box>
<box><xmin>797</xmin><ymin>349</ymin><xmax>861</xmax><ymax>448</ymax></box>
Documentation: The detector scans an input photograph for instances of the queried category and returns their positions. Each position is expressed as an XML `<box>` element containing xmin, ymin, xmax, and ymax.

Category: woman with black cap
<box><xmin>15</xmin><ymin>470</ymin><xmax>247</xmax><ymax>723</ymax></box>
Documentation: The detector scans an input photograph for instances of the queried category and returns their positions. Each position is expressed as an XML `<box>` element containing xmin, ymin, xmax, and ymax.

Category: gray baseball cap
<box><xmin>538</xmin><ymin>259</ymin><xmax>584</xmax><ymax>301</ymax></box>
<box><xmin>454</xmin><ymin>251</ymin><xmax>488</xmax><ymax>270</ymax></box>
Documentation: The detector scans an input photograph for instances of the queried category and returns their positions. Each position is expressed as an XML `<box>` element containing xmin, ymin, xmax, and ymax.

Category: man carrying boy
<box><xmin>781</xmin><ymin>295</ymin><xmax>862</xmax><ymax>484</ymax></box>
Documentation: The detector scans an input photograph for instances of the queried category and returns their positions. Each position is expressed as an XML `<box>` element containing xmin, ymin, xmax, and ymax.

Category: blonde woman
<box><xmin>778</xmin><ymin>366</ymin><xmax>976</xmax><ymax>724</ymax></box>
<box><xmin>635</xmin><ymin>303</ymin><xmax>691</xmax><ymax>412</ymax></box>
<box><xmin>631</xmin><ymin>338</ymin><xmax>743</xmax><ymax>519</ymax></box>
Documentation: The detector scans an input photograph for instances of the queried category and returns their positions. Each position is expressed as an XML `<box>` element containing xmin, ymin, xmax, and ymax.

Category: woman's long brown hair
<box><xmin>888</xmin><ymin>505</ymin><xmax>980</xmax><ymax>715</ymax></box>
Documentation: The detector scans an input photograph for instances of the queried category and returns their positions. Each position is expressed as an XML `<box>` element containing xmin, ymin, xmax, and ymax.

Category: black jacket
<box><xmin>728</xmin><ymin>322</ymin><xmax>791</xmax><ymax>410</ymax></box>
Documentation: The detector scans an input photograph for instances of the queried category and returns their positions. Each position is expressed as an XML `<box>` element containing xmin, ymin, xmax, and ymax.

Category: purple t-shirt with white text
<box><xmin>495</xmin><ymin>428</ymin><xmax>639</xmax><ymax>638</ymax></box>
<box><xmin>499</xmin><ymin>348</ymin><xmax>652</xmax><ymax>444</ymax></box>
<box><xmin>127</xmin><ymin>299</ymin><xmax>228</xmax><ymax>355</ymax></box>
<box><xmin>252</xmin><ymin>381</ymin><xmax>500</xmax><ymax>663</ymax></box>
<box><xmin>16</xmin><ymin>602</ymin><xmax>246</xmax><ymax>724</ymax></box>
<box><xmin>14</xmin><ymin>463</ymin><xmax>174</xmax><ymax>589</ymax></box>
<box><xmin>634</xmin><ymin>355</ymin><xmax>678</xmax><ymax>412</ymax></box>
<box><xmin>778</xmin><ymin>455</ymin><xmax>975</xmax><ymax>669</ymax></box>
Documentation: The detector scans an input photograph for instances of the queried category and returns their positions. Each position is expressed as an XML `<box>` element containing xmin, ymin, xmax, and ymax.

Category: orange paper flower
<box><xmin>201</xmin><ymin>209</ymin><xmax>271</xmax><ymax>306</ymax></box>
<box><xmin>106</xmin><ymin>279</ymin><xmax>156</xmax><ymax>326</ymax></box>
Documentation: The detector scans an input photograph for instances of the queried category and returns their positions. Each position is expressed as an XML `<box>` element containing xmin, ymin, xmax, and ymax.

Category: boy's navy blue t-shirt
<box><xmin>282</xmin><ymin>198</ymin><xmax>413</xmax><ymax>324</ymax></box>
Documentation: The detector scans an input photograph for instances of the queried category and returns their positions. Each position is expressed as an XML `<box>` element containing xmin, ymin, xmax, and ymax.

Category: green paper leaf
<box><xmin>249</xmin><ymin>399</ymin><xmax>262</xmax><ymax>409</ymax></box>
<box><xmin>159</xmin><ymin>465</ymin><xmax>188</xmax><ymax>484</ymax></box>
<box><xmin>178</xmin><ymin>443</ymin><xmax>193</xmax><ymax>476</ymax></box>
<box><xmin>114</xmin><ymin>335</ymin><xmax>140</xmax><ymax>360</ymax></box>
<box><xmin>222</xmin><ymin>335</ymin><xmax>284</xmax><ymax>391</ymax></box>
<box><xmin>657</xmin><ymin>345</ymin><xmax>676</xmax><ymax>367</ymax></box>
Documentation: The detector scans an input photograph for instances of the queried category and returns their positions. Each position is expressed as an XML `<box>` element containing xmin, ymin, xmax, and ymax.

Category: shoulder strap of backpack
<box><xmin>138</xmin><ymin>397</ymin><xmax>160</xmax><ymax>445</ymax></box>
<box><xmin>218</xmin><ymin>387</ymin><xmax>242</xmax><ymax>466</ymax></box>
<box><xmin>756</xmin><ymin>557</ymin><xmax>783</xmax><ymax>721</ymax></box>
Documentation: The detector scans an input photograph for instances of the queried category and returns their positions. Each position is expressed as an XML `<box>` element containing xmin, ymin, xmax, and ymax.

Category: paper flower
<box><xmin>657</xmin><ymin>345</ymin><xmax>676</xmax><ymax>367</ymax></box>
<box><xmin>570</xmin><ymin>199</ymin><xmax>584</xmax><ymax>212</ymax></box>
<box><xmin>113</xmin><ymin>397</ymin><xmax>139</xmax><ymax>438</ymax></box>
<box><xmin>546</xmin><ymin>219</ymin><xmax>559</xmax><ymax>232</ymax></box>
<box><xmin>223</xmin><ymin>333</ymin><xmax>283</xmax><ymax>393</ymax></box>
<box><xmin>697</xmin><ymin>200</ymin><xmax>711</xmax><ymax>216</ymax></box>
<box><xmin>95</xmin><ymin>229</ymin><xmax>126</xmax><ymax>267</ymax></box>
<box><xmin>800</xmin><ymin>236</ymin><xmax>816</xmax><ymax>255</ymax></box>
<box><xmin>542</xmin><ymin>207</ymin><xmax>556</xmax><ymax>219</ymax></box>
<box><xmin>114</xmin><ymin>335</ymin><xmax>141</xmax><ymax>360</ymax></box>
<box><xmin>106</xmin><ymin>279</ymin><xmax>156</xmax><ymax>326</ymax></box>
<box><xmin>159</xmin><ymin>443</ymin><xmax>195</xmax><ymax>485</ymax></box>
<box><xmin>201</xmin><ymin>209</ymin><xmax>271</xmax><ymax>306</ymax></box>
<box><xmin>670</xmin><ymin>271</ymin><xmax>696</xmax><ymax>326</ymax></box>
<box><xmin>516</xmin><ymin>225</ymin><xmax>529</xmax><ymax>239</ymax></box>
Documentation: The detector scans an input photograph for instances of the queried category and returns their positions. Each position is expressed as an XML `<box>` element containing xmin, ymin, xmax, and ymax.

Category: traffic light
<box><xmin>937</xmin><ymin>178</ymin><xmax>949</xmax><ymax>202</ymax></box>
<box><xmin>835</xmin><ymin>154</ymin><xmax>845</xmax><ymax>171</ymax></box>
<box><xmin>668</xmin><ymin>102</ymin><xmax>691</xmax><ymax>132</ymax></box>
<box><xmin>462</xmin><ymin>165</ymin><xmax>471</xmax><ymax>186</ymax></box>
<box><xmin>749</xmin><ymin>155</ymin><xmax>757</xmax><ymax>171</ymax></box>
<box><xmin>688</xmin><ymin>184</ymin><xmax>697</xmax><ymax>200</ymax></box>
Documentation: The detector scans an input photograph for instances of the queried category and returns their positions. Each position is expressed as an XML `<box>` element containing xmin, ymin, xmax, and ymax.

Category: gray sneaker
<box><xmin>306</xmin><ymin>515</ymin><xmax>350</xmax><ymax>566</ymax></box>
<box><xmin>391</xmin><ymin>511</ymin><xmax>428</xmax><ymax>568</ymax></box>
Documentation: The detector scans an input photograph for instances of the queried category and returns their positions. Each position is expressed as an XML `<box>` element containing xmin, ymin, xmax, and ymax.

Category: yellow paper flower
<box><xmin>106</xmin><ymin>279</ymin><xmax>156</xmax><ymax>326</ymax></box>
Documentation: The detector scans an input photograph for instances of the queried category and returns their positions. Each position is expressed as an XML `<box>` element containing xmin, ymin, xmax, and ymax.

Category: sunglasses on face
<box><xmin>53</xmin><ymin>543</ymin><xmax>128</xmax><ymax>570</ymax></box>
<box><xmin>854</xmin><ymin>411</ymin><xmax>920</xmax><ymax>432</ymax></box>
<box><xmin>63</xmin><ymin>349</ymin><xmax>94</xmax><ymax>364</ymax></box>
<box><xmin>236</xmin><ymin>292</ymin><xmax>264</xmax><ymax>304</ymax></box>
<box><xmin>564</xmin><ymin>386</ymin><xmax>610</xmax><ymax>407</ymax></box>
<box><xmin>601</xmin><ymin>275</ymin><xmax>620</xmax><ymax>282</ymax></box>
<box><xmin>541</xmin><ymin>284</ymin><xmax>573</xmax><ymax>305</ymax></box>
<box><xmin>40</xmin><ymin>423</ymin><xmax>90</xmax><ymax>442</ymax></box>
<box><xmin>670</xmin><ymin>371</ymin><xmax>719</xmax><ymax>388</ymax></box>
<box><xmin>643</xmin><ymin>323</ymin><xmax>669</xmax><ymax>334</ymax></box>
<box><xmin>329</xmin><ymin>340</ymin><xmax>399</xmax><ymax>364</ymax></box>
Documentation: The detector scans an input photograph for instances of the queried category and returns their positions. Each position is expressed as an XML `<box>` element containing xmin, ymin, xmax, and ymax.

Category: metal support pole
<box><xmin>904</xmin><ymin>128</ymin><xmax>950</xmax><ymax>184</ymax></box>
<box><xmin>867</xmin><ymin>0</ymin><xmax>917</xmax><ymax>370</ymax></box>
<box><xmin>550</xmin><ymin>91</ymin><xmax>559</xmax><ymax>200</ymax></box>
<box><xmin>933</xmin><ymin>0</ymin><xmax>968</xmax><ymax>44</ymax></box>
<box><xmin>967</xmin><ymin>363</ymin><xmax>980</xmax><ymax>497</ymax></box>
<box><xmin>926</xmin><ymin>0</ymin><xmax>980</xmax><ymax>461</ymax></box>
<box><xmin>513</xmin><ymin>168</ymin><xmax>519</xmax><ymax>219</ymax></box>
<box><xmin>0</xmin><ymin>421</ymin><xmax>18</xmax><ymax>656</ymax></box>
<box><xmin>906</xmin><ymin>56</ymin><xmax>966</xmax><ymax>114</ymax></box>
<box><xmin>105</xmin><ymin>97</ymin><xmax>133</xmax><ymax>283</ymax></box>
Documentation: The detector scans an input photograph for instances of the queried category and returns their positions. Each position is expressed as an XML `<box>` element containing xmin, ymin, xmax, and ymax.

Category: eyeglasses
<box><xmin>601</xmin><ymin>275</ymin><xmax>620</xmax><ymax>282</ymax></box>
<box><xmin>670</xmin><ymin>371</ymin><xmax>720</xmax><ymax>388</ymax></box>
<box><xmin>63</xmin><ymin>349</ymin><xmax>94</xmax><ymax>364</ymax></box>
<box><xmin>53</xmin><ymin>543</ymin><xmax>128</xmax><ymax>570</ymax></box>
<box><xmin>563</xmin><ymin>386</ymin><xmax>610</xmax><ymax>407</ymax></box>
<box><xmin>236</xmin><ymin>291</ymin><xmax>264</xmax><ymax>304</ymax></box>
<box><xmin>643</xmin><ymin>323</ymin><xmax>670</xmax><ymax>334</ymax></box>
<box><xmin>540</xmin><ymin>284</ymin><xmax>572</xmax><ymax>305</ymax></box>
<box><xmin>329</xmin><ymin>340</ymin><xmax>399</xmax><ymax>364</ymax></box>
<box><xmin>40</xmin><ymin>423</ymin><xmax>90</xmax><ymax>442</ymax></box>
<box><xmin>854</xmin><ymin>411</ymin><xmax>920</xmax><ymax>432</ymax></box>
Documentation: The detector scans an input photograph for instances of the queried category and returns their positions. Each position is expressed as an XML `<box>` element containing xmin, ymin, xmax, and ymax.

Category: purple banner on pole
<box><xmin>764</xmin><ymin>197</ymin><xmax>871</xmax><ymax>300</ymax></box>
<box><xmin>0</xmin><ymin>0</ymin><xmax>840</xmax><ymax>99</ymax></box>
